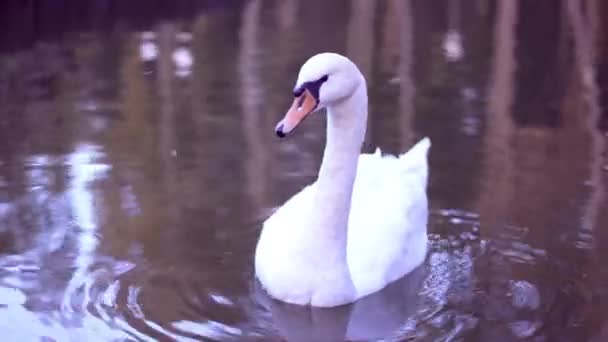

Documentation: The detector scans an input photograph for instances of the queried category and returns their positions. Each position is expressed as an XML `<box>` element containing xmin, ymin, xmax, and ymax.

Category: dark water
<box><xmin>1</xmin><ymin>0</ymin><xmax>608</xmax><ymax>341</ymax></box>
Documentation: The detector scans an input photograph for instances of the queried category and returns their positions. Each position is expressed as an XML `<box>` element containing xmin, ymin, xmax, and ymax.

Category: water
<box><xmin>1</xmin><ymin>0</ymin><xmax>607</xmax><ymax>341</ymax></box>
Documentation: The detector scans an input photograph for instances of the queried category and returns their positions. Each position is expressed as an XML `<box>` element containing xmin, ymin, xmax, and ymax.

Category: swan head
<box><xmin>275</xmin><ymin>52</ymin><xmax>363</xmax><ymax>138</ymax></box>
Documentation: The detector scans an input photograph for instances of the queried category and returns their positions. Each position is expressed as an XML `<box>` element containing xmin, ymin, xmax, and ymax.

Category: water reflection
<box><xmin>0</xmin><ymin>0</ymin><xmax>607</xmax><ymax>340</ymax></box>
<box><xmin>257</xmin><ymin>264</ymin><xmax>425</xmax><ymax>342</ymax></box>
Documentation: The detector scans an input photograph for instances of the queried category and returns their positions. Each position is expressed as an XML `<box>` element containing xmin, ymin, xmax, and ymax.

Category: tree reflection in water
<box><xmin>0</xmin><ymin>0</ymin><xmax>607</xmax><ymax>340</ymax></box>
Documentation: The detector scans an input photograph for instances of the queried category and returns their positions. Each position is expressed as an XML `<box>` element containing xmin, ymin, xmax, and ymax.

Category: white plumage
<box><xmin>255</xmin><ymin>53</ymin><xmax>430</xmax><ymax>307</ymax></box>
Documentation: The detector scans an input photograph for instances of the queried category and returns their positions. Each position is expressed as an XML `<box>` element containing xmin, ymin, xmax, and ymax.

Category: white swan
<box><xmin>255</xmin><ymin>52</ymin><xmax>430</xmax><ymax>307</ymax></box>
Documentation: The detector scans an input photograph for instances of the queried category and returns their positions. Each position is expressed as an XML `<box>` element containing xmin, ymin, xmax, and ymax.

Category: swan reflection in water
<box><xmin>254</xmin><ymin>263</ymin><xmax>427</xmax><ymax>342</ymax></box>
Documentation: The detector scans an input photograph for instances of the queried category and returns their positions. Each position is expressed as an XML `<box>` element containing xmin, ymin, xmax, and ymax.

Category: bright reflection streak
<box><xmin>172</xmin><ymin>320</ymin><xmax>243</xmax><ymax>340</ymax></box>
<box><xmin>443</xmin><ymin>30</ymin><xmax>464</xmax><ymax>62</ymax></box>
<box><xmin>61</xmin><ymin>143</ymin><xmax>110</xmax><ymax>315</ymax></box>
<box><xmin>140</xmin><ymin>41</ymin><xmax>159</xmax><ymax>62</ymax></box>
<box><xmin>173</xmin><ymin>47</ymin><xmax>193</xmax><ymax>78</ymax></box>
<box><xmin>0</xmin><ymin>144</ymin><xmax>133</xmax><ymax>339</ymax></box>
<box><xmin>140</xmin><ymin>31</ymin><xmax>159</xmax><ymax>62</ymax></box>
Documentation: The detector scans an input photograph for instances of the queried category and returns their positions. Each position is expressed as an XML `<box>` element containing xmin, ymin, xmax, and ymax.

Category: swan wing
<box><xmin>347</xmin><ymin>138</ymin><xmax>430</xmax><ymax>297</ymax></box>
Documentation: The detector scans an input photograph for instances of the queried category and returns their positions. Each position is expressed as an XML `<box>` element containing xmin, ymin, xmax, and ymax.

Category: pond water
<box><xmin>1</xmin><ymin>0</ymin><xmax>608</xmax><ymax>341</ymax></box>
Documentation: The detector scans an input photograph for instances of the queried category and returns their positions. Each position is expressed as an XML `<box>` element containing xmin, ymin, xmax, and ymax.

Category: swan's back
<box><xmin>347</xmin><ymin>137</ymin><xmax>431</xmax><ymax>298</ymax></box>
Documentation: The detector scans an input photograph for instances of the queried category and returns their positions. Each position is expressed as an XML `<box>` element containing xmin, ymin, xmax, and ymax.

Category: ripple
<box><xmin>510</xmin><ymin>320</ymin><xmax>542</xmax><ymax>338</ymax></box>
<box><xmin>0</xmin><ymin>251</ymin><xmax>142</xmax><ymax>340</ymax></box>
<box><xmin>78</xmin><ymin>264</ymin><xmax>258</xmax><ymax>341</ymax></box>
<box><xmin>172</xmin><ymin>320</ymin><xmax>243</xmax><ymax>340</ymax></box>
<box><xmin>399</xmin><ymin>208</ymin><xmax>553</xmax><ymax>340</ymax></box>
<box><xmin>510</xmin><ymin>280</ymin><xmax>540</xmax><ymax>310</ymax></box>
<box><xmin>126</xmin><ymin>285</ymin><xmax>144</xmax><ymax>320</ymax></box>
<box><xmin>436</xmin><ymin>208</ymin><xmax>480</xmax><ymax>220</ymax></box>
<box><xmin>0</xmin><ymin>198</ymin><xmax>591</xmax><ymax>341</ymax></box>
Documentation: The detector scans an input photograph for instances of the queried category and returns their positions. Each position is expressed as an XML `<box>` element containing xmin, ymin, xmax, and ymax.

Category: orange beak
<box><xmin>275</xmin><ymin>89</ymin><xmax>318</xmax><ymax>138</ymax></box>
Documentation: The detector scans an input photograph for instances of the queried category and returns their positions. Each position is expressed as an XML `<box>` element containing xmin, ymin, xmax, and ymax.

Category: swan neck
<box><xmin>312</xmin><ymin>82</ymin><xmax>368</xmax><ymax>248</ymax></box>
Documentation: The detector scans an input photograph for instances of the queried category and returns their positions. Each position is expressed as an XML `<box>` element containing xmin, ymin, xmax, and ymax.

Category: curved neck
<box><xmin>309</xmin><ymin>80</ymin><xmax>368</xmax><ymax>254</ymax></box>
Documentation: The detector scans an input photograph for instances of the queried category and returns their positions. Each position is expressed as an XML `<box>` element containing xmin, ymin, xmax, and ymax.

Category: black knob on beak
<box><xmin>275</xmin><ymin>124</ymin><xmax>286</xmax><ymax>138</ymax></box>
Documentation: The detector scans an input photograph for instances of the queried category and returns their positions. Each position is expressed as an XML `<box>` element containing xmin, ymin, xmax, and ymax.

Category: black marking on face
<box><xmin>297</xmin><ymin>93</ymin><xmax>306</xmax><ymax>107</ymax></box>
<box><xmin>293</xmin><ymin>86</ymin><xmax>305</xmax><ymax>97</ymax></box>
<box><xmin>292</xmin><ymin>74</ymin><xmax>329</xmax><ymax>101</ymax></box>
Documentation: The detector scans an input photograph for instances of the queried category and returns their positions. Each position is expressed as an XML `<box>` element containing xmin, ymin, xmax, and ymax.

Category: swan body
<box><xmin>255</xmin><ymin>53</ymin><xmax>430</xmax><ymax>307</ymax></box>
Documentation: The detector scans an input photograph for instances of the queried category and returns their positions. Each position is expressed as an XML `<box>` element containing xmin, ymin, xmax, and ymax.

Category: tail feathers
<box><xmin>410</xmin><ymin>137</ymin><xmax>431</xmax><ymax>155</ymax></box>
<box><xmin>399</xmin><ymin>137</ymin><xmax>431</xmax><ymax>161</ymax></box>
<box><xmin>399</xmin><ymin>137</ymin><xmax>431</xmax><ymax>179</ymax></box>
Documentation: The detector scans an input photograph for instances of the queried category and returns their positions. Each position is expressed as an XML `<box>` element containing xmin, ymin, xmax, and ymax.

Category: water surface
<box><xmin>1</xmin><ymin>0</ymin><xmax>608</xmax><ymax>341</ymax></box>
